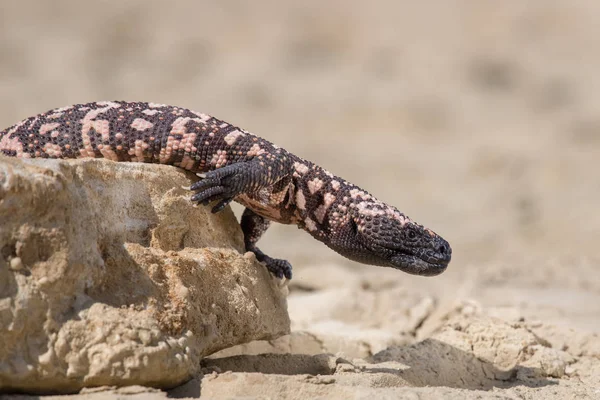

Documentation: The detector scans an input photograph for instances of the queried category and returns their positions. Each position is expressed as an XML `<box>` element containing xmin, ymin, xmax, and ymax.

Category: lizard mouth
<box><xmin>390</xmin><ymin>253</ymin><xmax>449</xmax><ymax>276</ymax></box>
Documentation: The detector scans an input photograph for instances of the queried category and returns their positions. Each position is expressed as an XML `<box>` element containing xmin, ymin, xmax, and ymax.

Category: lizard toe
<box><xmin>211</xmin><ymin>198</ymin><xmax>234</xmax><ymax>213</ymax></box>
<box><xmin>190</xmin><ymin>185</ymin><xmax>226</xmax><ymax>204</ymax></box>
<box><xmin>264</xmin><ymin>257</ymin><xmax>292</xmax><ymax>280</ymax></box>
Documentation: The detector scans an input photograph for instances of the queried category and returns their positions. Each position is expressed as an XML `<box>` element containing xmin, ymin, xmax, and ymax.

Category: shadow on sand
<box><xmin>200</xmin><ymin>338</ymin><xmax>557</xmax><ymax>392</ymax></box>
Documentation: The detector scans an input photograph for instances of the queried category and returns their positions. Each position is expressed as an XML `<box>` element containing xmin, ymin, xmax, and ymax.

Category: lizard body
<box><xmin>0</xmin><ymin>101</ymin><xmax>451</xmax><ymax>279</ymax></box>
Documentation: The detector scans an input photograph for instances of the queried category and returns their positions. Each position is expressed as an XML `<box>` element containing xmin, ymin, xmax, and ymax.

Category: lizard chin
<box><xmin>389</xmin><ymin>254</ymin><xmax>449</xmax><ymax>276</ymax></box>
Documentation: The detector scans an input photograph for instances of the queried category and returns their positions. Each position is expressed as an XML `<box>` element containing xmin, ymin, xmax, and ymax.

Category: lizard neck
<box><xmin>290</xmin><ymin>159</ymin><xmax>351</xmax><ymax>241</ymax></box>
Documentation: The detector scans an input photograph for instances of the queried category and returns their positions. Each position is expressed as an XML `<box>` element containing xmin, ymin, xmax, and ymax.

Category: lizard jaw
<box><xmin>390</xmin><ymin>253</ymin><xmax>450</xmax><ymax>276</ymax></box>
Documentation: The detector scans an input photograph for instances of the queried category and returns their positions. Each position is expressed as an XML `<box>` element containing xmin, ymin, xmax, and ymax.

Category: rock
<box><xmin>211</xmin><ymin>284</ymin><xmax>441</xmax><ymax>360</ymax></box>
<box><xmin>371</xmin><ymin>315</ymin><xmax>573</xmax><ymax>389</ymax></box>
<box><xmin>0</xmin><ymin>157</ymin><xmax>290</xmax><ymax>394</ymax></box>
<box><xmin>202</xmin><ymin>353</ymin><xmax>338</xmax><ymax>376</ymax></box>
<box><xmin>525</xmin><ymin>322</ymin><xmax>600</xmax><ymax>358</ymax></box>
<box><xmin>208</xmin><ymin>331</ymin><xmax>325</xmax><ymax>359</ymax></box>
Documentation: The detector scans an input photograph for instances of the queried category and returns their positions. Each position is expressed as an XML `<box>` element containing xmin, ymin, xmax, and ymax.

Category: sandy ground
<box><xmin>1</xmin><ymin>1</ymin><xmax>599</xmax><ymax>398</ymax></box>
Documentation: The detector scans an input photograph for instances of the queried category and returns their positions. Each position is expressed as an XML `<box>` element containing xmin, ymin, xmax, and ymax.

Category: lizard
<box><xmin>0</xmin><ymin>101</ymin><xmax>452</xmax><ymax>280</ymax></box>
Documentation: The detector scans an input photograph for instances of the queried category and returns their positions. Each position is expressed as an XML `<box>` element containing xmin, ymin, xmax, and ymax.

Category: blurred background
<box><xmin>1</xmin><ymin>1</ymin><xmax>599</xmax><ymax>331</ymax></box>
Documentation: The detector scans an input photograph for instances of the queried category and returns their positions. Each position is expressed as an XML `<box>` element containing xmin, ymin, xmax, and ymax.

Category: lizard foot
<box><xmin>190</xmin><ymin>164</ymin><xmax>247</xmax><ymax>213</ymax></box>
<box><xmin>260</xmin><ymin>255</ymin><xmax>293</xmax><ymax>280</ymax></box>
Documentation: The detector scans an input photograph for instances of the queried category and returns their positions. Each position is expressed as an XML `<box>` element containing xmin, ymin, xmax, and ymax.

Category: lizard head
<box><xmin>327</xmin><ymin>201</ymin><xmax>451</xmax><ymax>276</ymax></box>
<box><xmin>367</xmin><ymin>213</ymin><xmax>452</xmax><ymax>276</ymax></box>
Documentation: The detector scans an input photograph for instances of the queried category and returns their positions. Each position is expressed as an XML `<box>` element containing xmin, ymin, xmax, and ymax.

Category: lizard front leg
<box><xmin>189</xmin><ymin>162</ymin><xmax>257</xmax><ymax>213</ymax></box>
<box><xmin>189</xmin><ymin>156</ymin><xmax>291</xmax><ymax>212</ymax></box>
<box><xmin>240</xmin><ymin>208</ymin><xmax>292</xmax><ymax>279</ymax></box>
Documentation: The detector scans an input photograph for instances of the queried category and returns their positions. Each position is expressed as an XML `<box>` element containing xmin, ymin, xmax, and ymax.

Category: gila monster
<box><xmin>0</xmin><ymin>101</ymin><xmax>452</xmax><ymax>279</ymax></box>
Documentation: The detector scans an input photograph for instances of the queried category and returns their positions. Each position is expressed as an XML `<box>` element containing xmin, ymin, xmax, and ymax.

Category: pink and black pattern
<box><xmin>1</xmin><ymin>101</ymin><xmax>451</xmax><ymax>279</ymax></box>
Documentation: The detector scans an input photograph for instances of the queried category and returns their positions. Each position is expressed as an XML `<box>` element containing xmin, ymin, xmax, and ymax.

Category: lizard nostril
<box><xmin>438</xmin><ymin>244</ymin><xmax>447</xmax><ymax>255</ymax></box>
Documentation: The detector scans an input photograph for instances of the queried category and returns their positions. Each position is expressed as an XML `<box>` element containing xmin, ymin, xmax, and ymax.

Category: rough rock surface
<box><xmin>6</xmin><ymin>312</ymin><xmax>596</xmax><ymax>400</ymax></box>
<box><xmin>0</xmin><ymin>157</ymin><xmax>290</xmax><ymax>393</ymax></box>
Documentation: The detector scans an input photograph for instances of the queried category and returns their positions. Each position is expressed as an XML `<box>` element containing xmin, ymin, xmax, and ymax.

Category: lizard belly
<box><xmin>235</xmin><ymin>194</ymin><xmax>297</xmax><ymax>224</ymax></box>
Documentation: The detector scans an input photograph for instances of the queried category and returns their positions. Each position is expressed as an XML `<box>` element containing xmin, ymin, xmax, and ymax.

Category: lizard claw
<box><xmin>262</xmin><ymin>256</ymin><xmax>292</xmax><ymax>280</ymax></box>
<box><xmin>189</xmin><ymin>164</ymin><xmax>246</xmax><ymax>211</ymax></box>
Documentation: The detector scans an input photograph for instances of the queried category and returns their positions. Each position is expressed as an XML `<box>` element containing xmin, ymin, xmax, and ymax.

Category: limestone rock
<box><xmin>0</xmin><ymin>157</ymin><xmax>290</xmax><ymax>393</ymax></box>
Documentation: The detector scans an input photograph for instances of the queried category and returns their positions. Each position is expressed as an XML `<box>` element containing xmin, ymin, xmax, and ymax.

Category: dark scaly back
<box><xmin>0</xmin><ymin>101</ymin><xmax>282</xmax><ymax>174</ymax></box>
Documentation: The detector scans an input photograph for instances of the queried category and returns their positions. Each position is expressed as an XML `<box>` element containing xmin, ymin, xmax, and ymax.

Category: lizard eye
<box><xmin>407</xmin><ymin>230</ymin><xmax>417</xmax><ymax>239</ymax></box>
